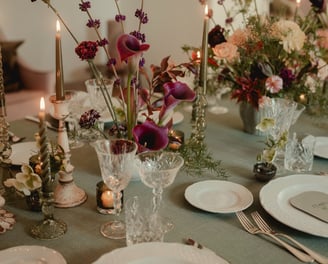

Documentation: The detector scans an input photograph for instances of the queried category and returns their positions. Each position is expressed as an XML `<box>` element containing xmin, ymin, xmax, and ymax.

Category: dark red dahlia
<box><xmin>208</xmin><ymin>25</ymin><xmax>226</xmax><ymax>48</ymax></box>
<box><xmin>75</xmin><ymin>41</ymin><xmax>98</xmax><ymax>60</ymax></box>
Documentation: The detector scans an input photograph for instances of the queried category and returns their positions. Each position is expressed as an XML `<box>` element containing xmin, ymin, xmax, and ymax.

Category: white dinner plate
<box><xmin>260</xmin><ymin>174</ymin><xmax>328</xmax><ymax>237</ymax></box>
<box><xmin>184</xmin><ymin>180</ymin><xmax>253</xmax><ymax>213</ymax></box>
<box><xmin>93</xmin><ymin>242</ymin><xmax>229</xmax><ymax>264</ymax></box>
<box><xmin>10</xmin><ymin>141</ymin><xmax>38</xmax><ymax>166</ymax></box>
<box><xmin>0</xmin><ymin>245</ymin><xmax>66</xmax><ymax>264</ymax></box>
<box><xmin>314</xmin><ymin>136</ymin><xmax>328</xmax><ymax>159</ymax></box>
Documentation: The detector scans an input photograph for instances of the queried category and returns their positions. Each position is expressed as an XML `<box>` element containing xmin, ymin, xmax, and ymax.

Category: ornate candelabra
<box><xmin>0</xmin><ymin>46</ymin><xmax>11</xmax><ymax>164</ymax></box>
<box><xmin>0</xmin><ymin>45</ymin><xmax>13</xmax><ymax>198</ymax></box>
<box><xmin>30</xmin><ymin>97</ymin><xmax>67</xmax><ymax>240</ymax></box>
<box><xmin>50</xmin><ymin>94</ymin><xmax>87</xmax><ymax>208</ymax></box>
<box><xmin>189</xmin><ymin>3</ymin><xmax>209</xmax><ymax>147</ymax></box>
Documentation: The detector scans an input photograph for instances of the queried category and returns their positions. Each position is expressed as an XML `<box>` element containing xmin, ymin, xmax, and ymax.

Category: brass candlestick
<box><xmin>50</xmin><ymin>94</ymin><xmax>87</xmax><ymax>208</ymax></box>
<box><xmin>30</xmin><ymin>98</ymin><xmax>67</xmax><ymax>240</ymax></box>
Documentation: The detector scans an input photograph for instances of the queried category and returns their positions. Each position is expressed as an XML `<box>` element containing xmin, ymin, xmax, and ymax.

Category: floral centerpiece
<box><xmin>31</xmin><ymin>0</ymin><xmax>227</xmax><ymax>179</ymax></box>
<box><xmin>185</xmin><ymin>0</ymin><xmax>328</xmax><ymax>112</ymax></box>
<box><xmin>31</xmin><ymin>0</ymin><xmax>196</xmax><ymax>153</ymax></box>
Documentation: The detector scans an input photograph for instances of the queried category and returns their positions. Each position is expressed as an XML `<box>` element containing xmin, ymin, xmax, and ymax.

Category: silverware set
<box><xmin>236</xmin><ymin>211</ymin><xmax>328</xmax><ymax>264</ymax></box>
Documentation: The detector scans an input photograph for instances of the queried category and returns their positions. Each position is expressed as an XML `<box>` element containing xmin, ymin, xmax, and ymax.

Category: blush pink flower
<box><xmin>212</xmin><ymin>42</ymin><xmax>239</xmax><ymax>62</ymax></box>
<box><xmin>316</xmin><ymin>29</ymin><xmax>328</xmax><ymax>49</ymax></box>
<box><xmin>265</xmin><ymin>75</ymin><xmax>283</xmax><ymax>94</ymax></box>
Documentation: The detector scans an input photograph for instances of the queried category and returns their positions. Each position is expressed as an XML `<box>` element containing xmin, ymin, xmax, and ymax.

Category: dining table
<box><xmin>1</xmin><ymin>97</ymin><xmax>327</xmax><ymax>264</ymax></box>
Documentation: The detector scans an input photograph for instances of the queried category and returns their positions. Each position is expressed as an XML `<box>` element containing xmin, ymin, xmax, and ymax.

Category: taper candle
<box><xmin>199</xmin><ymin>4</ymin><xmax>209</xmax><ymax>94</ymax></box>
<box><xmin>56</xmin><ymin>20</ymin><xmax>65</xmax><ymax>101</ymax></box>
<box><xmin>38</xmin><ymin>97</ymin><xmax>51</xmax><ymax>190</ymax></box>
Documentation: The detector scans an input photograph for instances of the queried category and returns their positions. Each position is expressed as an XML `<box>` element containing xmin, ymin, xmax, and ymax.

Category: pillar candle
<box><xmin>38</xmin><ymin>97</ymin><xmax>51</xmax><ymax>189</ymax></box>
<box><xmin>199</xmin><ymin>4</ymin><xmax>209</xmax><ymax>95</ymax></box>
<box><xmin>56</xmin><ymin>20</ymin><xmax>65</xmax><ymax>101</ymax></box>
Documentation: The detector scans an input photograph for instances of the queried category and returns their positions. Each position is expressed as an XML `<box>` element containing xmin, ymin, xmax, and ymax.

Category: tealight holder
<box><xmin>50</xmin><ymin>93</ymin><xmax>87</xmax><ymax>208</ymax></box>
<box><xmin>168</xmin><ymin>129</ymin><xmax>185</xmax><ymax>150</ymax></box>
<box><xmin>96</xmin><ymin>181</ymin><xmax>123</xmax><ymax>214</ymax></box>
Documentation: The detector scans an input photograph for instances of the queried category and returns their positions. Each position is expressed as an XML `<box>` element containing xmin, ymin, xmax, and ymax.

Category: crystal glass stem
<box><xmin>152</xmin><ymin>187</ymin><xmax>163</xmax><ymax>214</ymax></box>
<box><xmin>30</xmin><ymin>181</ymin><xmax>67</xmax><ymax>240</ymax></box>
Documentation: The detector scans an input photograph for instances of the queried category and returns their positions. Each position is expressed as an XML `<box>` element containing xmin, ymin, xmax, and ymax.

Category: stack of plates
<box><xmin>260</xmin><ymin>174</ymin><xmax>328</xmax><ymax>237</ymax></box>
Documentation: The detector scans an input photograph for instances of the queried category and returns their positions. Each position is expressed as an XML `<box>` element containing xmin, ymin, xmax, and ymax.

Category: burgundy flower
<box><xmin>132</xmin><ymin>120</ymin><xmax>169</xmax><ymax>152</ymax></box>
<box><xmin>115</xmin><ymin>14</ymin><xmax>126</xmax><ymax>22</ymax></box>
<box><xmin>97</xmin><ymin>38</ymin><xmax>109</xmax><ymax>47</ymax></box>
<box><xmin>279</xmin><ymin>68</ymin><xmax>296</xmax><ymax>89</ymax></box>
<box><xmin>117</xmin><ymin>34</ymin><xmax>150</xmax><ymax>61</ymax></box>
<box><xmin>79</xmin><ymin>1</ymin><xmax>91</xmax><ymax>12</ymax></box>
<box><xmin>231</xmin><ymin>77</ymin><xmax>261</xmax><ymax>109</ymax></box>
<box><xmin>208</xmin><ymin>25</ymin><xmax>226</xmax><ymax>48</ymax></box>
<box><xmin>75</xmin><ymin>41</ymin><xmax>98</xmax><ymax>60</ymax></box>
<box><xmin>79</xmin><ymin>109</ymin><xmax>101</xmax><ymax>129</ymax></box>
<box><xmin>86</xmin><ymin>19</ymin><xmax>101</xmax><ymax>28</ymax></box>
<box><xmin>309</xmin><ymin>0</ymin><xmax>327</xmax><ymax>12</ymax></box>
<box><xmin>163</xmin><ymin>81</ymin><xmax>196</xmax><ymax>105</ymax></box>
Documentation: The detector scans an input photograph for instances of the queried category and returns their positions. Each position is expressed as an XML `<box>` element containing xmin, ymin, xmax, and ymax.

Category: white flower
<box><xmin>262</xmin><ymin>148</ymin><xmax>276</xmax><ymax>163</ymax></box>
<box><xmin>4</xmin><ymin>164</ymin><xmax>42</xmax><ymax>196</ymax></box>
<box><xmin>256</xmin><ymin>118</ymin><xmax>275</xmax><ymax>132</ymax></box>
<box><xmin>271</xmin><ymin>20</ymin><xmax>306</xmax><ymax>53</ymax></box>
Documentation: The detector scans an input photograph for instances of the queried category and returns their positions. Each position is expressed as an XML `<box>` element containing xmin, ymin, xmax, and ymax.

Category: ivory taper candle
<box><xmin>56</xmin><ymin>20</ymin><xmax>65</xmax><ymax>101</ymax></box>
<box><xmin>38</xmin><ymin>97</ymin><xmax>51</xmax><ymax>190</ymax></box>
<box><xmin>199</xmin><ymin>4</ymin><xmax>209</xmax><ymax>94</ymax></box>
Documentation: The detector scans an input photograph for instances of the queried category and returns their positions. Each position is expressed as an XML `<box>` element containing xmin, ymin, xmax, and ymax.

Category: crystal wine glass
<box><xmin>93</xmin><ymin>139</ymin><xmax>137</xmax><ymax>239</ymax></box>
<box><xmin>136</xmin><ymin>151</ymin><xmax>184</xmax><ymax>230</ymax></box>
<box><xmin>66</xmin><ymin>90</ymin><xmax>89</xmax><ymax>149</ymax></box>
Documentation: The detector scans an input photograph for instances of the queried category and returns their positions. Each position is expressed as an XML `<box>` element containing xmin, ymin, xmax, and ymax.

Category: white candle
<box><xmin>38</xmin><ymin>97</ymin><xmax>51</xmax><ymax>187</ymax></box>
<box><xmin>56</xmin><ymin>20</ymin><xmax>65</xmax><ymax>101</ymax></box>
<box><xmin>199</xmin><ymin>4</ymin><xmax>209</xmax><ymax>94</ymax></box>
<box><xmin>101</xmin><ymin>190</ymin><xmax>114</xmax><ymax>208</ymax></box>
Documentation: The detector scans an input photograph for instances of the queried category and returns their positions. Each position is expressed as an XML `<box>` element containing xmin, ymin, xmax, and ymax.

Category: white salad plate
<box><xmin>0</xmin><ymin>245</ymin><xmax>66</xmax><ymax>264</ymax></box>
<box><xmin>314</xmin><ymin>136</ymin><xmax>328</xmax><ymax>159</ymax></box>
<box><xmin>10</xmin><ymin>141</ymin><xmax>38</xmax><ymax>166</ymax></box>
<box><xmin>184</xmin><ymin>180</ymin><xmax>253</xmax><ymax>213</ymax></box>
<box><xmin>260</xmin><ymin>174</ymin><xmax>328</xmax><ymax>237</ymax></box>
<box><xmin>93</xmin><ymin>242</ymin><xmax>229</xmax><ymax>264</ymax></box>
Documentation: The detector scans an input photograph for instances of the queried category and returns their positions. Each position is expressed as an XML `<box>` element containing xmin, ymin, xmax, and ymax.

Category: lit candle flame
<box><xmin>205</xmin><ymin>4</ymin><xmax>208</xmax><ymax>16</ymax></box>
<box><xmin>40</xmin><ymin>97</ymin><xmax>45</xmax><ymax>111</ymax></box>
<box><xmin>56</xmin><ymin>20</ymin><xmax>61</xmax><ymax>33</ymax></box>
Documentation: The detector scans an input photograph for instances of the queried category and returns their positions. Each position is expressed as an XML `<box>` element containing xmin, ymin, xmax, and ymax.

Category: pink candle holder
<box><xmin>50</xmin><ymin>93</ymin><xmax>87</xmax><ymax>208</ymax></box>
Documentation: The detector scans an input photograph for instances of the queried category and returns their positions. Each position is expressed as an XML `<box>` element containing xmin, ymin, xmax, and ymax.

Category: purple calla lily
<box><xmin>163</xmin><ymin>81</ymin><xmax>196</xmax><ymax>102</ymax></box>
<box><xmin>117</xmin><ymin>34</ymin><xmax>150</xmax><ymax>61</ymax></box>
<box><xmin>132</xmin><ymin>120</ymin><xmax>169</xmax><ymax>152</ymax></box>
<box><xmin>159</xmin><ymin>81</ymin><xmax>196</xmax><ymax>119</ymax></box>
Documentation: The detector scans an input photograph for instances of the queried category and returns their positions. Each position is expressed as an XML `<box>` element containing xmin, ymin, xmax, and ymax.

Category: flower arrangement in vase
<box><xmin>185</xmin><ymin>0</ymin><xmax>328</xmax><ymax>118</ymax></box>
<box><xmin>31</xmin><ymin>0</ymin><xmax>196</xmax><ymax>153</ymax></box>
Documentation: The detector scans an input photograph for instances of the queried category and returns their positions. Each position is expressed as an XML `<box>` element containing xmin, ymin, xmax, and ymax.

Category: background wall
<box><xmin>0</xmin><ymin>0</ymin><xmax>270</xmax><ymax>84</ymax></box>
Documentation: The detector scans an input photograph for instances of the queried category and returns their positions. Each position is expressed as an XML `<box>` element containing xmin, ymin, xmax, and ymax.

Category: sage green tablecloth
<box><xmin>1</xmin><ymin>99</ymin><xmax>327</xmax><ymax>264</ymax></box>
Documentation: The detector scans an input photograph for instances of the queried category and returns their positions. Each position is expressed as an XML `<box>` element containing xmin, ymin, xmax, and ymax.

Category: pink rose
<box><xmin>212</xmin><ymin>42</ymin><xmax>239</xmax><ymax>62</ymax></box>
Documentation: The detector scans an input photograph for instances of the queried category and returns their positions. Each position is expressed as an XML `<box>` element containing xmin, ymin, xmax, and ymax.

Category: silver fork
<box><xmin>251</xmin><ymin>211</ymin><xmax>328</xmax><ymax>264</ymax></box>
<box><xmin>236</xmin><ymin>211</ymin><xmax>314</xmax><ymax>263</ymax></box>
